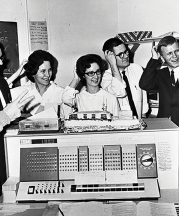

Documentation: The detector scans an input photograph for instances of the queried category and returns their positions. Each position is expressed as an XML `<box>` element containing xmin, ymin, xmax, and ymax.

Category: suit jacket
<box><xmin>139</xmin><ymin>58</ymin><xmax>179</xmax><ymax>126</ymax></box>
<box><xmin>0</xmin><ymin>76</ymin><xmax>11</xmax><ymax>192</ymax></box>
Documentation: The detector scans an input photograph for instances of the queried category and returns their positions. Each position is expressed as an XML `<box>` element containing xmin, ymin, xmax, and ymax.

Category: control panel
<box><xmin>4</xmin><ymin>121</ymin><xmax>179</xmax><ymax>203</ymax></box>
<box><xmin>16</xmin><ymin>144</ymin><xmax>159</xmax><ymax>201</ymax></box>
<box><xmin>19</xmin><ymin>144</ymin><xmax>157</xmax><ymax>181</ymax></box>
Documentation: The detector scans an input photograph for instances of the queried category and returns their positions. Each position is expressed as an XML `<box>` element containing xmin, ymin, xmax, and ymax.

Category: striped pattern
<box><xmin>175</xmin><ymin>203</ymin><xmax>179</xmax><ymax>215</ymax></box>
<box><xmin>117</xmin><ymin>31</ymin><xmax>152</xmax><ymax>42</ymax></box>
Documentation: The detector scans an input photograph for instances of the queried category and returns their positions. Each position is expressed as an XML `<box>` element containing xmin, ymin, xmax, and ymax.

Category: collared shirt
<box><xmin>101</xmin><ymin>63</ymin><xmax>149</xmax><ymax>118</ymax></box>
<box><xmin>0</xmin><ymin>90</ymin><xmax>6</xmax><ymax>108</ymax></box>
<box><xmin>11</xmin><ymin>82</ymin><xmax>64</xmax><ymax>115</ymax></box>
<box><xmin>169</xmin><ymin>67</ymin><xmax>179</xmax><ymax>82</ymax></box>
<box><xmin>62</xmin><ymin>86</ymin><xmax>120</xmax><ymax>117</ymax></box>
<box><xmin>160</xmin><ymin>65</ymin><xmax>179</xmax><ymax>82</ymax></box>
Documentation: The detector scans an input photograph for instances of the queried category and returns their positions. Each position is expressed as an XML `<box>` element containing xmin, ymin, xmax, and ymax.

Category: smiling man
<box><xmin>101</xmin><ymin>37</ymin><xmax>149</xmax><ymax>119</ymax></box>
<box><xmin>139</xmin><ymin>36</ymin><xmax>179</xmax><ymax>126</ymax></box>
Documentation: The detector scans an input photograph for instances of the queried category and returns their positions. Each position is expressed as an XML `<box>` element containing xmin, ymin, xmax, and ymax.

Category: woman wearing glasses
<box><xmin>62</xmin><ymin>54</ymin><xmax>120</xmax><ymax>118</ymax></box>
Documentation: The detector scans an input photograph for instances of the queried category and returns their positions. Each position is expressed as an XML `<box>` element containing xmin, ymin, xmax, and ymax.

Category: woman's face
<box><xmin>84</xmin><ymin>62</ymin><xmax>102</xmax><ymax>88</ymax></box>
<box><xmin>33</xmin><ymin>61</ymin><xmax>52</xmax><ymax>87</ymax></box>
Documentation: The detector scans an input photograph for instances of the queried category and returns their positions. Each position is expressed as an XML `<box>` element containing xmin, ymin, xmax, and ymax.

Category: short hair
<box><xmin>102</xmin><ymin>37</ymin><xmax>125</xmax><ymax>52</ymax></box>
<box><xmin>157</xmin><ymin>36</ymin><xmax>179</xmax><ymax>54</ymax></box>
<box><xmin>23</xmin><ymin>50</ymin><xmax>54</xmax><ymax>82</ymax></box>
<box><xmin>76</xmin><ymin>54</ymin><xmax>105</xmax><ymax>85</ymax></box>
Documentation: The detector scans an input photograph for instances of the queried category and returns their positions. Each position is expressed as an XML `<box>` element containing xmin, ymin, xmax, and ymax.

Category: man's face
<box><xmin>113</xmin><ymin>44</ymin><xmax>130</xmax><ymax>70</ymax></box>
<box><xmin>161</xmin><ymin>42</ymin><xmax>179</xmax><ymax>69</ymax></box>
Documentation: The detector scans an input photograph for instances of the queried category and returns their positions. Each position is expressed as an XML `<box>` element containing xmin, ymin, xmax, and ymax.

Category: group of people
<box><xmin>1</xmin><ymin>34</ymin><xmax>179</xmax><ymax>194</ymax></box>
<box><xmin>1</xmin><ymin>35</ymin><xmax>179</xmax><ymax>127</ymax></box>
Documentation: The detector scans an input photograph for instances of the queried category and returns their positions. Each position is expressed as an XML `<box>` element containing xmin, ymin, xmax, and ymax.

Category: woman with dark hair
<box><xmin>62</xmin><ymin>54</ymin><xmax>120</xmax><ymax>117</ymax></box>
<box><xmin>10</xmin><ymin>50</ymin><xmax>65</xmax><ymax>115</ymax></box>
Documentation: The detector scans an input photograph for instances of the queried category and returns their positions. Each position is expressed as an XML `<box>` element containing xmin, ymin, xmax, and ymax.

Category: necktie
<box><xmin>122</xmin><ymin>71</ymin><xmax>138</xmax><ymax>118</ymax></box>
<box><xmin>171</xmin><ymin>70</ymin><xmax>175</xmax><ymax>88</ymax></box>
<box><xmin>0</xmin><ymin>99</ymin><xmax>2</xmax><ymax>111</ymax></box>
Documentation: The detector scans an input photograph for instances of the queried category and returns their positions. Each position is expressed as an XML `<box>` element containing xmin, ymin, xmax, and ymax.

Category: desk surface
<box><xmin>0</xmin><ymin>202</ymin><xmax>46</xmax><ymax>216</ymax></box>
<box><xmin>4</xmin><ymin>118</ymin><xmax>179</xmax><ymax>138</ymax></box>
<box><xmin>0</xmin><ymin>192</ymin><xmax>179</xmax><ymax>216</ymax></box>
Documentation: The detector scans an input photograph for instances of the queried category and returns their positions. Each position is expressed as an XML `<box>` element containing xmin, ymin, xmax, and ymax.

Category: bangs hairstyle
<box><xmin>157</xmin><ymin>36</ymin><xmax>179</xmax><ymax>54</ymax></box>
<box><xmin>23</xmin><ymin>50</ymin><xmax>54</xmax><ymax>82</ymax></box>
<box><xmin>76</xmin><ymin>54</ymin><xmax>105</xmax><ymax>85</ymax></box>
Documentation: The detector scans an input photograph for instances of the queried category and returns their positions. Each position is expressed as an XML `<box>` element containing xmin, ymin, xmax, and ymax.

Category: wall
<box><xmin>0</xmin><ymin>0</ymin><xmax>29</xmax><ymax>64</ymax></box>
<box><xmin>0</xmin><ymin>0</ymin><xmax>179</xmax><ymax>87</ymax></box>
<box><xmin>47</xmin><ymin>0</ymin><xmax>118</xmax><ymax>87</ymax></box>
<box><xmin>117</xmin><ymin>0</ymin><xmax>179</xmax><ymax>67</ymax></box>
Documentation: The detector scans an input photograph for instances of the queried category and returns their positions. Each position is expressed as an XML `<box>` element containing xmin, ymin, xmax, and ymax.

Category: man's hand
<box><xmin>4</xmin><ymin>90</ymin><xmax>34</xmax><ymax>121</ymax></box>
<box><xmin>104</xmin><ymin>50</ymin><xmax>117</xmax><ymax>67</ymax></box>
<box><xmin>151</xmin><ymin>46</ymin><xmax>160</xmax><ymax>60</ymax></box>
<box><xmin>104</xmin><ymin>50</ymin><xmax>122</xmax><ymax>81</ymax></box>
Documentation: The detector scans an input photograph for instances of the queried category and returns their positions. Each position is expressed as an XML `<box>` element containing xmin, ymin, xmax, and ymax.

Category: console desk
<box><xmin>2</xmin><ymin>118</ymin><xmax>179</xmax><ymax>215</ymax></box>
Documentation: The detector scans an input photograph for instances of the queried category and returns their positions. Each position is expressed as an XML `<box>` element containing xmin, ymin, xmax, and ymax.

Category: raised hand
<box><xmin>3</xmin><ymin>90</ymin><xmax>34</xmax><ymax>121</ymax></box>
<box><xmin>104</xmin><ymin>50</ymin><xmax>117</xmax><ymax>67</ymax></box>
<box><xmin>19</xmin><ymin>59</ymin><xmax>28</xmax><ymax>75</ymax></box>
<box><xmin>151</xmin><ymin>45</ymin><xmax>160</xmax><ymax>60</ymax></box>
<box><xmin>6</xmin><ymin>59</ymin><xmax>28</xmax><ymax>86</ymax></box>
<box><xmin>69</xmin><ymin>65</ymin><xmax>80</xmax><ymax>88</ymax></box>
<box><xmin>73</xmin><ymin>65</ymin><xmax>79</xmax><ymax>80</ymax></box>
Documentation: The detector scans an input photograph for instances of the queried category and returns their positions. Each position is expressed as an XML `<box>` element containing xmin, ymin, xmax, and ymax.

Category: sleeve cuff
<box><xmin>0</xmin><ymin>111</ymin><xmax>11</xmax><ymax>128</ymax></box>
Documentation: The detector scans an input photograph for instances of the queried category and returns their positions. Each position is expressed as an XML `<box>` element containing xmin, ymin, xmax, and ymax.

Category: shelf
<box><xmin>125</xmin><ymin>37</ymin><xmax>179</xmax><ymax>44</ymax></box>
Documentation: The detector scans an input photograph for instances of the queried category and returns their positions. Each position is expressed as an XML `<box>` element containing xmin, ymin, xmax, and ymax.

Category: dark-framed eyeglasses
<box><xmin>85</xmin><ymin>69</ymin><xmax>102</xmax><ymax>77</ymax></box>
<box><xmin>115</xmin><ymin>50</ymin><xmax>129</xmax><ymax>59</ymax></box>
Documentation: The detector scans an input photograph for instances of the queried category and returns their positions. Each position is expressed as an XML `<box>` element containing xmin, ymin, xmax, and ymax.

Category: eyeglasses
<box><xmin>85</xmin><ymin>69</ymin><xmax>102</xmax><ymax>77</ymax></box>
<box><xmin>115</xmin><ymin>50</ymin><xmax>129</xmax><ymax>59</ymax></box>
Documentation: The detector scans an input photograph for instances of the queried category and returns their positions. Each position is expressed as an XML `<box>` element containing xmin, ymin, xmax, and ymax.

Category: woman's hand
<box><xmin>7</xmin><ymin>59</ymin><xmax>28</xmax><ymax>86</ymax></box>
<box><xmin>73</xmin><ymin>65</ymin><xmax>79</xmax><ymax>80</ymax></box>
<box><xmin>3</xmin><ymin>90</ymin><xmax>34</xmax><ymax>121</ymax></box>
<box><xmin>18</xmin><ymin>59</ymin><xmax>28</xmax><ymax>76</ymax></box>
<box><xmin>69</xmin><ymin>65</ymin><xmax>80</xmax><ymax>88</ymax></box>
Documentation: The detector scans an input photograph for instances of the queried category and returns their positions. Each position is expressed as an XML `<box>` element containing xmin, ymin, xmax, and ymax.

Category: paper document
<box><xmin>28</xmin><ymin>107</ymin><xmax>58</xmax><ymax>119</ymax></box>
<box><xmin>59</xmin><ymin>201</ymin><xmax>177</xmax><ymax>216</ymax></box>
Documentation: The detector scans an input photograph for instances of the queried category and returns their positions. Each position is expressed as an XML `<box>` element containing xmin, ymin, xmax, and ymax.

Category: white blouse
<box><xmin>11</xmin><ymin>82</ymin><xmax>64</xmax><ymax>115</ymax></box>
<box><xmin>62</xmin><ymin>86</ymin><xmax>120</xmax><ymax>117</ymax></box>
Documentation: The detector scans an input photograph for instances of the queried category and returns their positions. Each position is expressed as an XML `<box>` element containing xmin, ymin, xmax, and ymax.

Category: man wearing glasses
<box><xmin>101</xmin><ymin>37</ymin><xmax>149</xmax><ymax>119</ymax></box>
